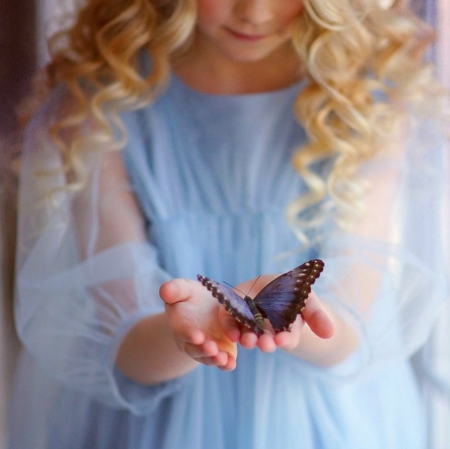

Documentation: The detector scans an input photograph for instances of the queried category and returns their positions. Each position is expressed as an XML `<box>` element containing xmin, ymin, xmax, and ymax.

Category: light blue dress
<box><xmin>9</xmin><ymin>74</ymin><xmax>448</xmax><ymax>448</ymax></box>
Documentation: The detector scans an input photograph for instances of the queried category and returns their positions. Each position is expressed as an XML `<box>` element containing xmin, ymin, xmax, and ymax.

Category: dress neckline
<box><xmin>169</xmin><ymin>72</ymin><xmax>307</xmax><ymax>102</ymax></box>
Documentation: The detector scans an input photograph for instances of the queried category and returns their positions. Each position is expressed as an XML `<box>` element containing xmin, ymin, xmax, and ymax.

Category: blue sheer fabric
<box><xmin>9</xmin><ymin>74</ymin><xmax>448</xmax><ymax>448</ymax></box>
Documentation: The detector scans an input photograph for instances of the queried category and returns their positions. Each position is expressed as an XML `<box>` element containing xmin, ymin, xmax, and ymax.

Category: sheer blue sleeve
<box><xmin>14</xmin><ymin>91</ymin><xmax>186</xmax><ymax>414</ymax></box>
<box><xmin>308</xmin><ymin>105</ymin><xmax>449</xmax><ymax>376</ymax></box>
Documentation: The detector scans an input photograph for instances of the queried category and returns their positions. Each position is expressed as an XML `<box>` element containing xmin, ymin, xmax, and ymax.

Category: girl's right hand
<box><xmin>160</xmin><ymin>279</ymin><xmax>238</xmax><ymax>371</ymax></box>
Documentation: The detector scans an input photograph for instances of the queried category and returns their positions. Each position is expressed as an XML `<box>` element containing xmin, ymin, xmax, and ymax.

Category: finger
<box><xmin>197</xmin><ymin>352</ymin><xmax>235</xmax><ymax>369</ymax></box>
<box><xmin>239</xmin><ymin>329</ymin><xmax>259</xmax><ymax>349</ymax></box>
<box><xmin>218</xmin><ymin>307</ymin><xmax>242</xmax><ymax>342</ymax></box>
<box><xmin>173</xmin><ymin>327</ymin><xmax>206</xmax><ymax>347</ymax></box>
<box><xmin>194</xmin><ymin>356</ymin><xmax>222</xmax><ymax>367</ymax></box>
<box><xmin>211</xmin><ymin>351</ymin><xmax>228</xmax><ymax>367</ymax></box>
<box><xmin>302</xmin><ymin>292</ymin><xmax>335</xmax><ymax>339</ymax></box>
<box><xmin>274</xmin><ymin>316</ymin><xmax>304</xmax><ymax>350</ymax></box>
<box><xmin>219</xmin><ymin>355</ymin><xmax>237</xmax><ymax>371</ymax></box>
<box><xmin>256</xmin><ymin>333</ymin><xmax>277</xmax><ymax>353</ymax></box>
<box><xmin>159</xmin><ymin>278</ymin><xmax>195</xmax><ymax>305</ymax></box>
<box><xmin>187</xmin><ymin>344</ymin><xmax>235</xmax><ymax>369</ymax></box>
<box><xmin>183</xmin><ymin>339</ymin><xmax>219</xmax><ymax>360</ymax></box>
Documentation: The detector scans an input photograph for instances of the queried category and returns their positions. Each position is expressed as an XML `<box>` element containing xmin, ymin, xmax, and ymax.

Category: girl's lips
<box><xmin>225</xmin><ymin>28</ymin><xmax>268</xmax><ymax>42</ymax></box>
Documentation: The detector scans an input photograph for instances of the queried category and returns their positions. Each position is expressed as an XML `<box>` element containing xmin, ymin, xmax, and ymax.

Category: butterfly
<box><xmin>197</xmin><ymin>259</ymin><xmax>324</xmax><ymax>336</ymax></box>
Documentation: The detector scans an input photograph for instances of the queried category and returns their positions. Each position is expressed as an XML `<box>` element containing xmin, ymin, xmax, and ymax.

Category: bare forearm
<box><xmin>115</xmin><ymin>313</ymin><xmax>199</xmax><ymax>385</ymax></box>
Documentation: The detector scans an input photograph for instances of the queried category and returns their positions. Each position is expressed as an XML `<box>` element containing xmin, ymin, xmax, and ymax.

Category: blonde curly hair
<box><xmin>25</xmin><ymin>0</ymin><xmax>436</xmax><ymax>235</ymax></box>
<box><xmin>288</xmin><ymin>0</ymin><xmax>436</xmax><ymax>237</ymax></box>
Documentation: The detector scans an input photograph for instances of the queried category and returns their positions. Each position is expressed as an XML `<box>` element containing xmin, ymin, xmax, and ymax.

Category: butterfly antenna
<box><xmin>223</xmin><ymin>275</ymin><xmax>261</xmax><ymax>298</ymax></box>
<box><xmin>247</xmin><ymin>276</ymin><xmax>261</xmax><ymax>297</ymax></box>
<box><xmin>222</xmin><ymin>281</ymin><xmax>247</xmax><ymax>297</ymax></box>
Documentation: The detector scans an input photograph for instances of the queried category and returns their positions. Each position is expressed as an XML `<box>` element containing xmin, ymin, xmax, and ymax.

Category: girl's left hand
<box><xmin>219</xmin><ymin>275</ymin><xmax>334</xmax><ymax>353</ymax></box>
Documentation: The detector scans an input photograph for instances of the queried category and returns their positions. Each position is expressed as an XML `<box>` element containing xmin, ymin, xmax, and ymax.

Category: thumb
<box><xmin>159</xmin><ymin>278</ymin><xmax>195</xmax><ymax>305</ymax></box>
<box><xmin>301</xmin><ymin>291</ymin><xmax>335</xmax><ymax>339</ymax></box>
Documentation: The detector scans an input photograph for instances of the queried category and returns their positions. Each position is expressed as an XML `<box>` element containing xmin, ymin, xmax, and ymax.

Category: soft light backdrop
<box><xmin>0</xmin><ymin>0</ymin><xmax>449</xmax><ymax>448</ymax></box>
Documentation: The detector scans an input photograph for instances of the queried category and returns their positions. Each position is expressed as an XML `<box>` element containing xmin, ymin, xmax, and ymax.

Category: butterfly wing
<box><xmin>197</xmin><ymin>275</ymin><xmax>260</xmax><ymax>334</ymax></box>
<box><xmin>253</xmin><ymin>259</ymin><xmax>324</xmax><ymax>333</ymax></box>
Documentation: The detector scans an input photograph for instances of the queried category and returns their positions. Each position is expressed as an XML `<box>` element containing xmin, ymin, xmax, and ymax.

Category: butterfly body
<box><xmin>244</xmin><ymin>296</ymin><xmax>265</xmax><ymax>333</ymax></box>
<box><xmin>197</xmin><ymin>259</ymin><xmax>324</xmax><ymax>336</ymax></box>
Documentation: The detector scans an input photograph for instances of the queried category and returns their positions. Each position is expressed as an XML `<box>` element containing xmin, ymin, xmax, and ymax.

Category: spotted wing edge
<box><xmin>254</xmin><ymin>259</ymin><xmax>325</xmax><ymax>333</ymax></box>
<box><xmin>197</xmin><ymin>275</ymin><xmax>261</xmax><ymax>334</ymax></box>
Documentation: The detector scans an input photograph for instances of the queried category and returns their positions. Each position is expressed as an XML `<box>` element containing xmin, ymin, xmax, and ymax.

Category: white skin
<box><xmin>116</xmin><ymin>0</ymin><xmax>361</xmax><ymax>384</ymax></box>
<box><xmin>173</xmin><ymin>0</ymin><xmax>306</xmax><ymax>93</ymax></box>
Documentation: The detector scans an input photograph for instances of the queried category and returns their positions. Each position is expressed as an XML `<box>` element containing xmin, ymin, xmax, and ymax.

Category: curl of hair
<box><xmin>287</xmin><ymin>0</ymin><xmax>438</xmax><ymax>242</ymax></box>
<box><xmin>23</xmin><ymin>0</ymin><xmax>196</xmax><ymax>191</ymax></box>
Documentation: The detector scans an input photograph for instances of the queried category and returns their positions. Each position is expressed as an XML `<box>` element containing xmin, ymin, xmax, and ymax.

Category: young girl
<box><xmin>9</xmin><ymin>0</ymin><xmax>448</xmax><ymax>448</ymax></box>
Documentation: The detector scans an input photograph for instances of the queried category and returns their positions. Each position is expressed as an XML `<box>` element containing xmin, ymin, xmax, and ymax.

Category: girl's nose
<box><xmin>234</xmin><ymin>0</ymin><xmax>273</xmax><ymax>25</ymax></box>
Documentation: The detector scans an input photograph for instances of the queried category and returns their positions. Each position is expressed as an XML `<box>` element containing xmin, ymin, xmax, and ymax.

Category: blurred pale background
<box><xmin>0</xmin><ymin>0</ymin><xmax>449</xmax><ymax>448</ymax></box>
